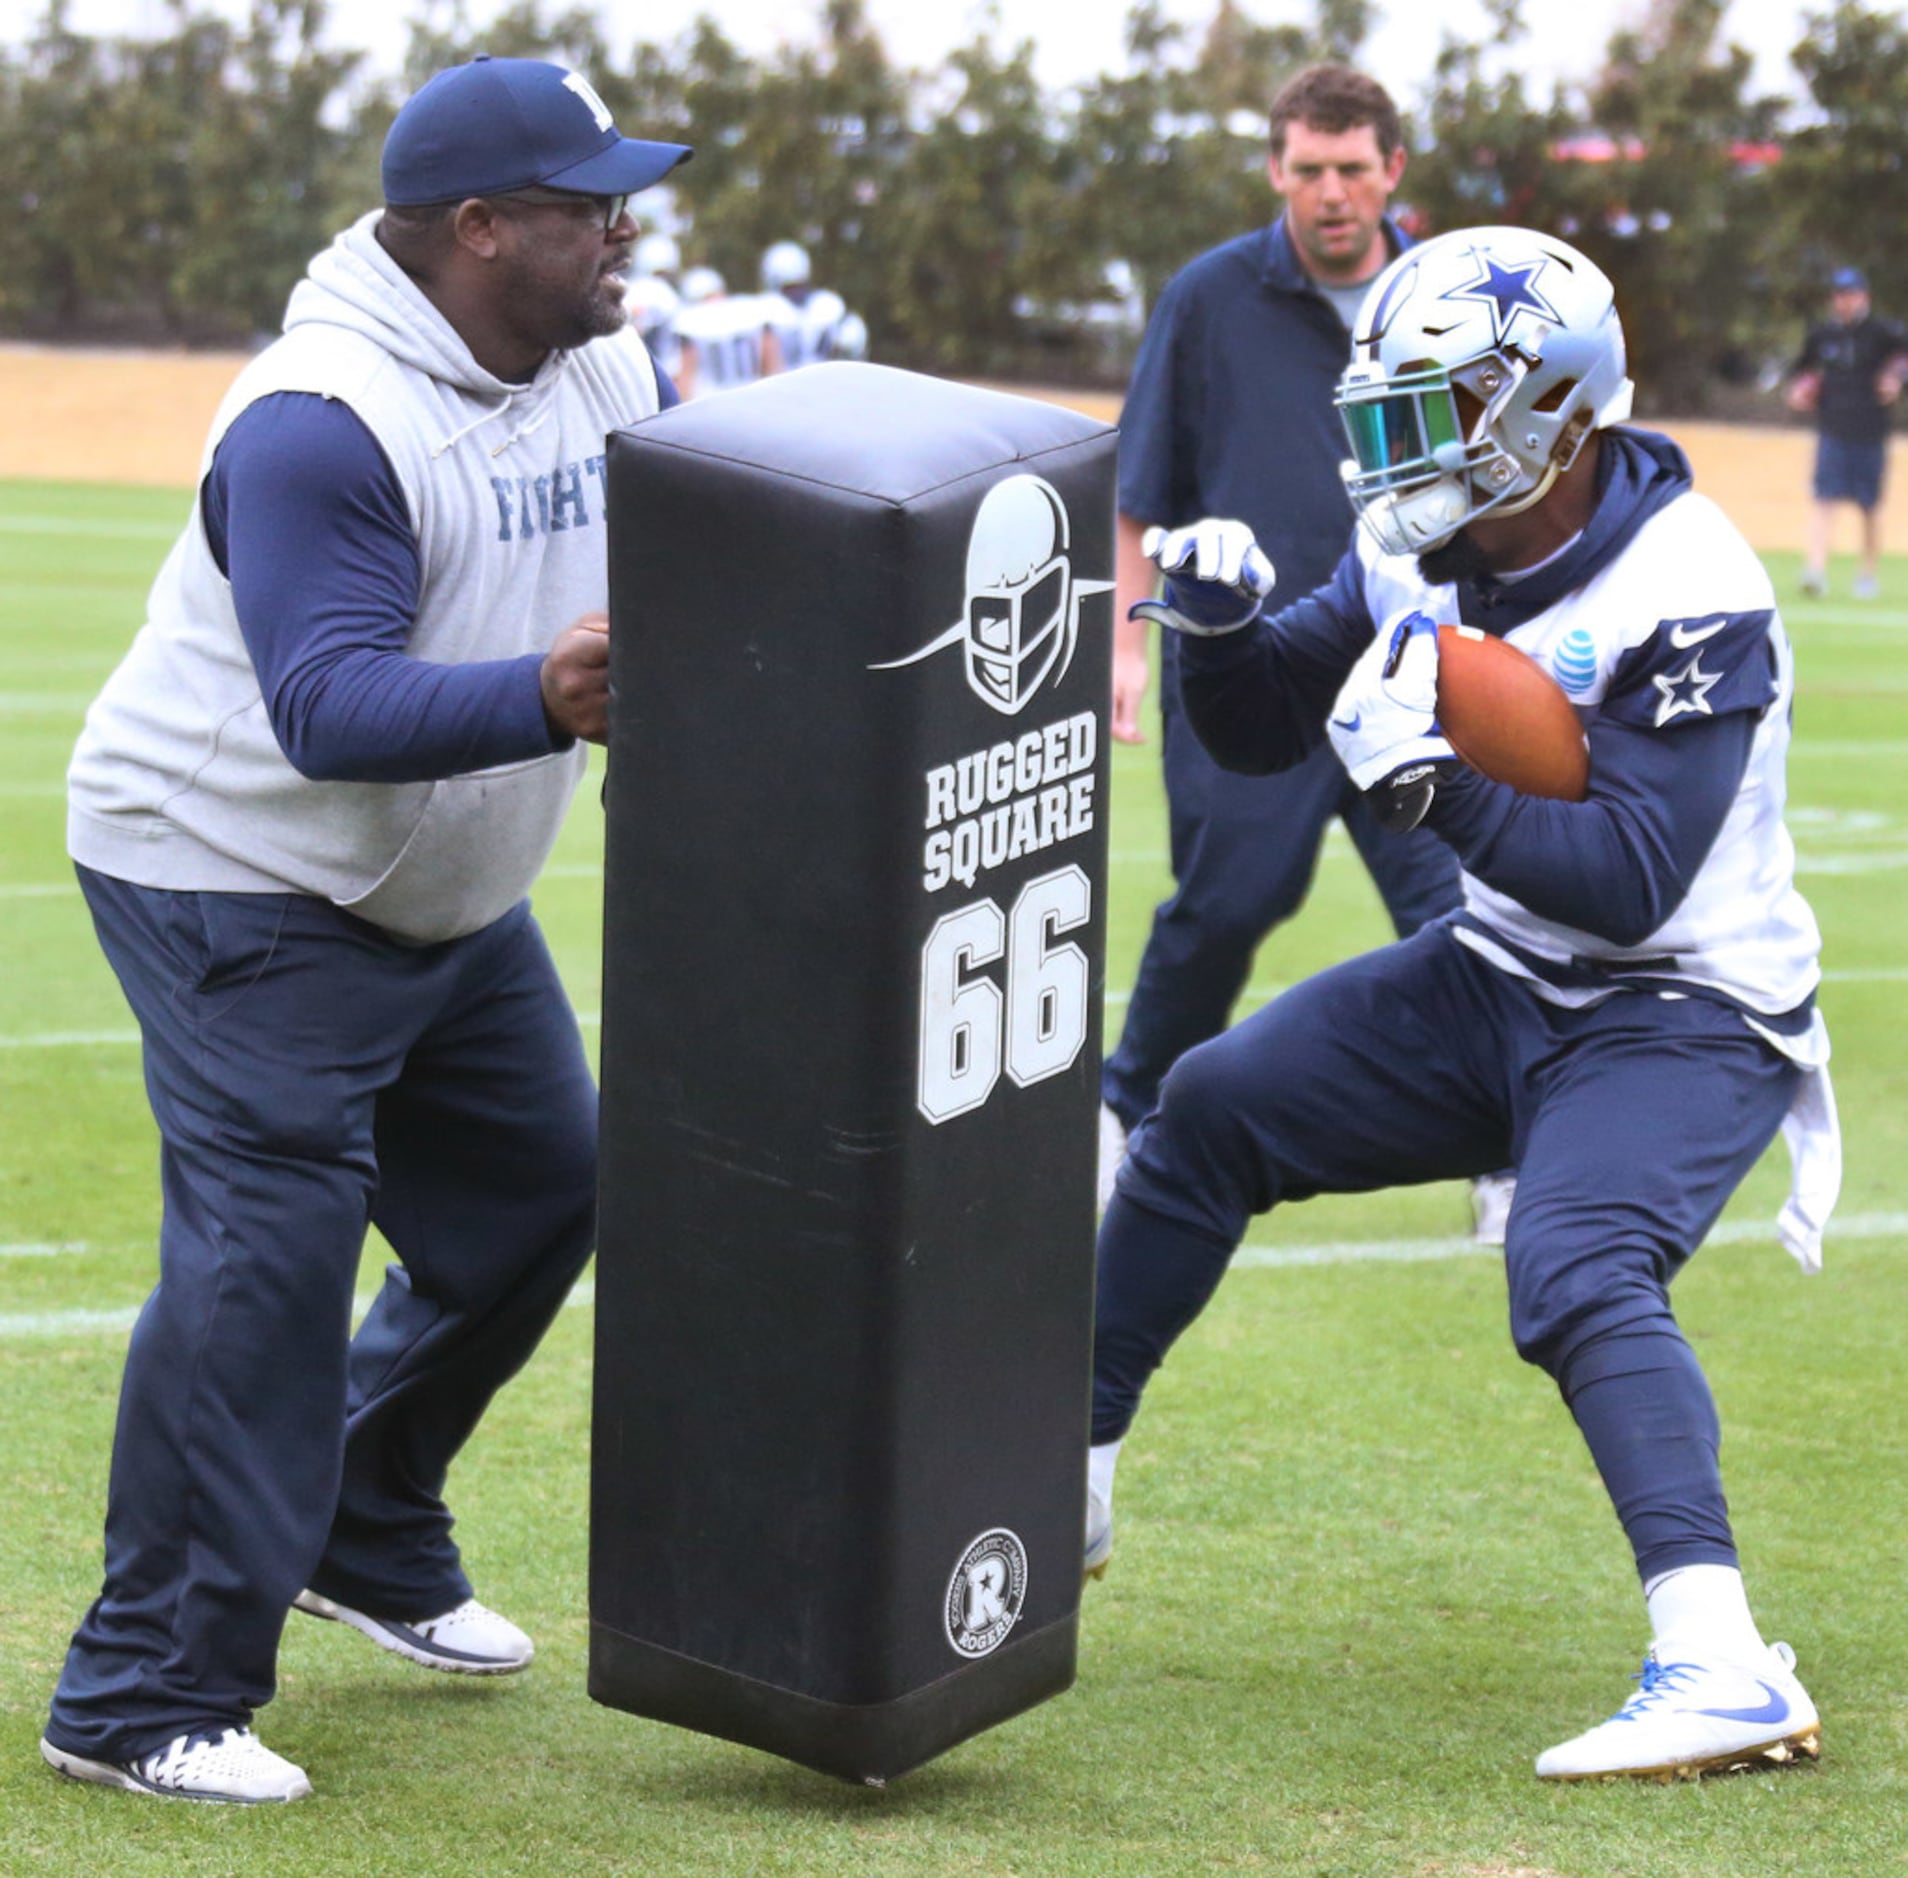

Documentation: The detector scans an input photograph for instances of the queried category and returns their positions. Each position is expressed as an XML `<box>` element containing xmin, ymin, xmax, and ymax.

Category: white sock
<box><xmin>1644</xmin><ymin>1563</ymin><xmax>1767</xmax><ymax>1663</ymax></box>
<box><xmin>1087</xmin><ymin>1438</ymin><xmax>1123</xmax><ymax>1508</ymax></box>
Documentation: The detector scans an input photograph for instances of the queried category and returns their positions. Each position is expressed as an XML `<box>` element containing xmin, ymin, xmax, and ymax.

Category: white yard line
<box><xmin>2</xmin><ymin>1276</ymin><xmax>597</xmax><ymax>1341</ymax></box>
<box><xmin>0</xmin><ymin>515</ymin><xmax>180</xmax><ymax>540</ymax></box>
<box><xmin>1232</xmin><ymin>1210</ymin><xmax>1908</xmax><ymax>1269</ymax></box>
<box><xmin>0</xmin><ymin>1029</ymin><xmax>140</xmax><ymax>1049</ymax></box>
<box><xmin>5</xmin><ymin>962</ymin><xmax>1905</xmax><ymax>1047</ymax></box>
<box><xmin>0</xmin><ymin>693</ymin><xmax>95</xmax><ymax>714</ymax></box>
<box><xmin>3</xmin><ymin>1223</ymin><xmax>1897</xmax><ymax>1343</ymax></box>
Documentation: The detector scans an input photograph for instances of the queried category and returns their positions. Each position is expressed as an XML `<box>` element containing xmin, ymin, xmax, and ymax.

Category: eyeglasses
<box><xmin>489</xmin><ymin>186</ymin><xmax>634</xmax><ymax>236</ymax></box>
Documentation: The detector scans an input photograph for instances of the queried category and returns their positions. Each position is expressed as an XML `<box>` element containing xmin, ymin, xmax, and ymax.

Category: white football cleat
<box><xmin>1097</xmin><ymin>1104</ymin><xmax>1129</xmax><ymax>1211</ymax></box>
<box><xmin>1535</xmin><ymin>1641</ymin><xmax>1821</xmax><ymax>1782</ymax></box>
<box><xmin>1470</xmin><ymin>1171</ymin><xmax>1516</xmax><ymax>1246</ymax></box>
<box><xmin>1083</xmin><ymin>1481</ymin><xmax>1113</xmax><ymax>1582</ymax></box>
<box><xmin>41</xmin><ymin>1726</ymin><xmax>311</xmax><ymax>1803</ymax></box>
<box><xmin>294</xmin><ymin>1589</ymin><xmax>534</xmax><ymax>1674</ymax></box>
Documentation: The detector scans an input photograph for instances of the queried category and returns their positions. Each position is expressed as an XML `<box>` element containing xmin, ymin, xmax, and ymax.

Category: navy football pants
<box><xmin>1102</xmin><ymin>701</ymin><xmax>1459</xmax><ymax>1130</ymax></box>
<box><xmin>47</xmin><ymin>871</ymin><xmax>597</xmax><ymax>1762</ymax></box>
<box><xmin>1095</xmin><ymin>924</ymin><xmax>1800</xmax><ymax>1584</ymax></box>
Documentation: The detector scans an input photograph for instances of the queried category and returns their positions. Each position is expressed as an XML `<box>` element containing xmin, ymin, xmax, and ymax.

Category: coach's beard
<box><xmin>1416</xmin><ymin>528</ymin><xmax>1493</xmax><ymax>587</ymax></box>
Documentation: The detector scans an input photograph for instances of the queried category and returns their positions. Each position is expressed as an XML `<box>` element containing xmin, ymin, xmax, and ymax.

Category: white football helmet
<box><xmin>634</xmin><ymin>232</ymin><xmax>680</xmax><ymax>279</ymax></box>
<box><xmin>1335</xmin><ymin>226</ymin><xmax>1634</xmax><ymax>557</ymax></box>
<box><xmin>679</xmin><ymin>265</ymin><xmax>725</xmax><ymax>304</ymax></box>
<box><xmin>761</xmin><ymin>240</ymin><xmax>811</xmax><ymax>290</ymax></box>
<box><xmin>832</xmin><ymin>311</ymin><xmax>869</xmax><ymax>360</ymax></box>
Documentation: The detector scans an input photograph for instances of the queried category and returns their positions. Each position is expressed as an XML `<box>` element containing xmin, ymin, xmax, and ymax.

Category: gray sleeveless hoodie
<box><xmin>67</xmin><ymin>210</ymin><xmax>662</xmax><ymax>943</ymax></box>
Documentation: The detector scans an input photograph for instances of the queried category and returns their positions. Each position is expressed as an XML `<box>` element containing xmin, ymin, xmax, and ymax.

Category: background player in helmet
<box><xmin>758</xmin><ymin>239</ymin><xmax>864</xmax><ymax>370</ymax></box>
<box><xmin>625</xmin><ymin>230</ymin><xmax>684</xmax><ymax>381</ymax></box>
<box><xmin>672</xmin><ymin>263</ymin><xmax>778</xmax><ymax>397</ymax></box>
<box><xmin>1086</xmin><ymin>223</ymin><xmax>1838</xmax><ymax>1784</ymax></box>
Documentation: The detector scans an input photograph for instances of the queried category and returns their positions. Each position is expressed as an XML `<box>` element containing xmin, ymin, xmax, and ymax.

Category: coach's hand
<box><xmin>1130</xmin><ymin>519</ymin><xmax>1276</xmax><ymax>637</ymax></box>
<box><xmin>1327</xmin><ymin>610</ymin><xmax>1458</xmax><ymax>834</ymax></box>
<box><xmin>542</xmin><ymin>612</ymin><xmax>612</xmax><ymax>745</ymax></box>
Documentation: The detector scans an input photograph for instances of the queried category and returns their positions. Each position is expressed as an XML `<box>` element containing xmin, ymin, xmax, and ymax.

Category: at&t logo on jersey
<box><xmin>1551</xmin><ymin>625</ymin><xmax>1598</xmax><ymax>696</ymax></box>
<box><xmin>871</xmin><ymin>474</ymin><xmax>1112</xmax><ymax>716</ymax></box>
<box><xmin>943</xmin><ymin>1528</ymin><xmax>1028</xmax><ymax>1658</ymax></box>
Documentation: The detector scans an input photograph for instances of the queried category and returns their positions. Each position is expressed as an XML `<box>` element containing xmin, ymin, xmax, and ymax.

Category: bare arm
<box><xmin>1112</xmin><ymin>510</ymin><xmax>1159</xmax><ymax>745</ymax></box>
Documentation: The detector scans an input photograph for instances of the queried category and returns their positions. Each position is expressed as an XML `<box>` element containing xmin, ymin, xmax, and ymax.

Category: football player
<box><xmin>672</xmin><ymin>265</ymin><xmax>778</xmax><ymax>397</ymax></box>
<box><xmin>625</xmin><ymin>230</ymin><xmax>685</xmax><ymax>381</ymax></box>
<box><xmin>758</xmin><ymin>239</ymin><xmax>862</xmax><ymax>370</ymax></box>
<box><xmin>1087</xmin><ymin>224</ymin><xmax>1840</xmax><ymax>1783</ymax></box>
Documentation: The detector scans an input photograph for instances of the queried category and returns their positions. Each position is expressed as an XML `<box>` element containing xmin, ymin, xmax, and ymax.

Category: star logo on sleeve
<box><xmin>1652</xmin><ymin>649</ymin><xmax>1722</xmax><ymax>726</ymax></box>
<box><xmin>1440</xmin><ymin>251</ymin><xmax>1562</xmax><ymax>346</ymax></box>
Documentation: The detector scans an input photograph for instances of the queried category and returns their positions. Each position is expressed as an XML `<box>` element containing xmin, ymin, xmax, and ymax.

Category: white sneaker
<box><xmin>1535</xmin><ymin>1641</ymin><xmax>1821</xmax><ymax>1781</ymax></box>
<box><xmin>1470</xmin><ymin>1171</ymin><xmax>1516</xmax><ymax>1246</ymax></box>
<box><xmin>293</xmin><ymin>1588</ymin><xmax>534</xmax><ymax>1674</ymax></box>
<box><xmin>41</xmin><ymin>1727</ymin><xmax>311</xmax><ymax>1803</ymax></box>
<box><xmin>1097</xmin><ymin>1104</ymin><xmax>1129</xmax><ymax>1210</ymax></box>
<box><xmin>1084</xmin><ymin>1481</ymin><xmax>1113</xmax><ymax>1581</ymax></box>
<box><xmin>1853</xmin><ymin>573</ymin><xmax>1880</xmax><ymax>600</ymax></box>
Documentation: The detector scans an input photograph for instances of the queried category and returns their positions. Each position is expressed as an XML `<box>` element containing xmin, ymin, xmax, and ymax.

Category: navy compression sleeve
<box><xmin>204</xmin><ymin>393</ymin><xmax>562</xmax><ymax>784</ymax></box>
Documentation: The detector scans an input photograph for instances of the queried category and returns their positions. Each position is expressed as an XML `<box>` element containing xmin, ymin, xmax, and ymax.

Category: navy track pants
<box><xmin>1095</xmin><ymin>923</ymin><xmax>1801</xmax><ymax>1583</ymax></box>
<box><xmin>46</xmin><ymin>870</ymin><xmax>597</xmax><ymax>1761</ymax></box>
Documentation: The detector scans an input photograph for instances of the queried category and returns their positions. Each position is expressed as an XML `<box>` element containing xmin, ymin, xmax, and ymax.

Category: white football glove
<box><xmin>1130</xmin><ymin>519</ymin><xmax>1277</xmax><ymax>636</ymax></box>
<box><xmin>1327</xmin><ymin>609</ymin><xmax>1459</xmax><ymax>833</ymax></box>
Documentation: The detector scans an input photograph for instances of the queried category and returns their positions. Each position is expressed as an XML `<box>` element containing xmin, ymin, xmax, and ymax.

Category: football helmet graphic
<box><xmin>1335</xmin><ymin>226</ymin><xmax>1634</xmax><ymax>556</ymax></box>
<box><xmin>961</xmin><ymin>476</ymin><xmax>1074</xmax><ymax>712</ymax></box>
<box><xmin>869</xmin><ymin>473</ymin><xmax>1112</xmax><ymax>716</ymax></box>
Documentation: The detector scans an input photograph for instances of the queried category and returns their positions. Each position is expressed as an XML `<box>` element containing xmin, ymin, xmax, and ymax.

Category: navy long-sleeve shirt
<box><xmin>204</xmin><ymin>375</ymin><xmax>677</xmax><ymax>784</ymax></box>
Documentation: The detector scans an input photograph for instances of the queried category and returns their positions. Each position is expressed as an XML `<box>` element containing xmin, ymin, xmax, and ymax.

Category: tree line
<box><xmin>3</xmin><ymin>0</ymin><xmax>1905</xmax><ymax>409</ymax></box>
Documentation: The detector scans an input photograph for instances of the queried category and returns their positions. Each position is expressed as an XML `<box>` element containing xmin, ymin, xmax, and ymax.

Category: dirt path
<box><xmin>1</xmin><ymin>341</ymin><xmax>1884</xmax><ymax>557</ymax></box>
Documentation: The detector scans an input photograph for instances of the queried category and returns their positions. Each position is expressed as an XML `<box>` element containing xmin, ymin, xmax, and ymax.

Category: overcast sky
<box><xmin>31</xmin><ymin>0</ymin><xmax>1818</xmax><ymax>107</ymax></box>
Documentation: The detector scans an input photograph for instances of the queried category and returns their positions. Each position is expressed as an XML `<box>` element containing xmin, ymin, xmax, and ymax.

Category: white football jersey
<box><xmin>1357</xmin><ymin>487</ymin><xmax>1821</xmax><ymax>1020</ymax></box>
<box><xmin>674</xmin><ymin>295</ymin><xmax>774</xmax><ymax>395</ymax></box>
<box><xmin>763</xmin><ymin>287</ymin><xmax>851</xmax><ymax>370</ymax></box>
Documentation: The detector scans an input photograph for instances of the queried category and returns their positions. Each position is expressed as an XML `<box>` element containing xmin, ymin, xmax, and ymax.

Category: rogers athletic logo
<box><xmin>944</xmin><ymin>1528</ymin><xmax>1028</xmax><ymax>1658</ymax></box>
<box><xmin>871</xmin><ymin>474</ymin><xmax>1113</xmax><ymax>716</ymax></box>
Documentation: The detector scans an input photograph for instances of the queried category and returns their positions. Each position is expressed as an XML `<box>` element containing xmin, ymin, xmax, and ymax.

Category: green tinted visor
<box><xmin>1337</xmin><ymin>365</ymin><xmax>1466</xmax><ymax>480</ymax></box>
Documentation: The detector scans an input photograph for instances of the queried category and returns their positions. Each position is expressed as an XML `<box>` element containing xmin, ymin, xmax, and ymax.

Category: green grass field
<box><xmin>1</xmin><ymin>473</ymin><xmax>1904</xmax><ymax>1876</ymax></box>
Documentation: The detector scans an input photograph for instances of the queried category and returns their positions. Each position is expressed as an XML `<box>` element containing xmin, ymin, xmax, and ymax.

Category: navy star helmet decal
<box><xmin>1440</xmin><ymin>250</ymin><xmax>1563</xmax><ymax>347</ymax></box>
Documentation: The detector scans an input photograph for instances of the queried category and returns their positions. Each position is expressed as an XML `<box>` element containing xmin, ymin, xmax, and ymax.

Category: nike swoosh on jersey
<box><xmin>1331</xmin><ymin>712</ymin><xmax>1361</xmax><ymax>732</ymax></box>
<box><xmin>1669</xmin><ymin>618</ymin><xmax>1729</xmax><ymax>647</ymax></box>
<box><xmin>1692</xmin><ymin>1681</ymin><xmax>1790</xmax><ymax>1724</ymax></box>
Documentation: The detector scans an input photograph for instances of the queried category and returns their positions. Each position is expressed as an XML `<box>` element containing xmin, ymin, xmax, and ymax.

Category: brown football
<box><xmin>1436</xmin><ymin>624</ymin><xmax>1589</xmax><ymax>801</ymax></box>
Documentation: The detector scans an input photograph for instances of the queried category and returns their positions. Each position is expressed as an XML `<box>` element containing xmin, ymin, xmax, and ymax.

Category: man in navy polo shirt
<box><xmin>1103</xmin><ymin>66</ymin><xmax>1507</xmax><ymax>1235</ymax></box>
<box><xmin>1786</xmin><ymin>266</ymin><xmax>1908</xmax><ymax>600</ymax></box>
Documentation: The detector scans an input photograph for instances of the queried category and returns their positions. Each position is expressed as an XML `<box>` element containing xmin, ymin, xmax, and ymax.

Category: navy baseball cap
<box><xmin>382</xmin><ymin>56</ymin><xmax>691</xmax><ymax>206</ymax></box>
<box><xmin>1831</xmin><ymin>267</ymin><xmax>1869</xmax><ymax>293</ymax></box>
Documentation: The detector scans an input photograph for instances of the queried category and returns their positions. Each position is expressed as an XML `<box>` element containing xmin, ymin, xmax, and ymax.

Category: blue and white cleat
<box><xmin>1084</xmin><ymin>1482</ymin><xmax>1112</xmax><ymax>1582</ymax></box>
<box><xmin>293</xmin><ymin>1588</ymin><xmax>534</xmax><ymax>1674</ymax></box>
<box><xmin>1535</xmin><ymin>1641</ymin><xmax>1820</xmax><ymax>1781</ymax></box>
